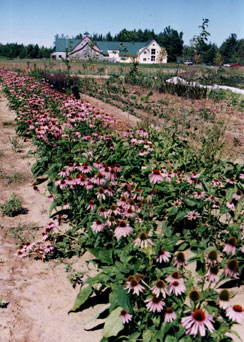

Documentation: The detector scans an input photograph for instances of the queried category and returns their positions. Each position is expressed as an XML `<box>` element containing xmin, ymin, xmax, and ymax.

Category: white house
<box><xmin>51</xmin><ymin>33</ymin><xmax>167</xmax><ymax>64</ymax></box>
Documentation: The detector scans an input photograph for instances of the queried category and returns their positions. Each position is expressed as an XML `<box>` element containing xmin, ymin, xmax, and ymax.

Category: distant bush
<box><xmin>43</xmin><ymin>72</ymin><xmax>80</xmax><ymax>99</ymax></box>
<box><xmin>159</xmin><ymin>82</ymin><xmax>207</xmax><ymax>99</ymax></box>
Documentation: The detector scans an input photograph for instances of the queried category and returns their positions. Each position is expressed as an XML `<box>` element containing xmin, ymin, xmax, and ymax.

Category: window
<box><xmin>151</xmin><ymin>49</ymin><xmax>156</xmax><ymax>55</ymax></box>
<box><xmin>151</xmin><ymin>55</ymin><xmax>155</xmax><ymax>61</ymax></box>
<box><xmin>143</xmin><ymin>58</ymin><xmax>146</xmax><ymax>61</ymax></box>
<box><xmin>144</xmin><ymin>51</ymin><xmax>147</xmax><ymax>54</ymax></box>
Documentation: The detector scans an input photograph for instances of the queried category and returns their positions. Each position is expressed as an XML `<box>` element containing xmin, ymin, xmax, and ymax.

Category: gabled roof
<box><xmin>94</xmin><ymin>41</ymin><xmax>152</xmax><ymax>56</ymax></box>
<box><xmin>55</xmin><ymin>39</ymin><xmax>81</xmax><ymax>52</ymax></box>
<box><xmin>55</xmin><ymin>38</ymin><xmax>158</xmax><ymax>56</ymax></box>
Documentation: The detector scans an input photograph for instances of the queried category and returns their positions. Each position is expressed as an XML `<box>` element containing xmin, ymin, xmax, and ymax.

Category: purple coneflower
<box><xmin>145</xmin><ymin>296</ymin><xmax>165</xmax><ymax>313</ymax></box>
<box><xmin>120</xmin><ymin>310</ymin><xmax>132</xmax><ymax>324</ymax></box>
<box><xmin>98</xmin><ymin>207</ymin><xmax>109</xmax><ymax>218</ymax></box>
<box><xmin>174</xmin><ymin>252</ymin><xmax>187</xmax><ymax>268</ymax></box>
<box><xmin>91</xmin><ymin>219</ymin><xmax>105</xmax><ymax>233</ymax></box>
<box><xmin>185</xmin><ymin>211</ymin><xmax>200</xmax><ymax>221</ymax></box>
<box><xmin>166</xmin><ymin>271</ymin><xmax>183</xmax><ymax>284</ymax></box>
<box><xmin>212</xmin><ymin>179</ymin><xmax>224</xmax><ymax>188</ymax></box>
<box><xmin>226</xmin><ymin>305</ymin><xmax>244</xmax><ymax>323</ymax></box>
<box><xmin>193</xmin><ymin>191</ymin><xmax>206</xmax><ymax>199</ymax></box>
<box><xmin>217</xmin><ymin>289</ymin><xmax>230</xmax><ymax>309</ymax></box>
<box><xmin>156</xmin><ymin>249</ymin><xmax>171</xmax><ymax>263</ymax></box>
<box><xmin>133</xmin><ymin>232</ymin><xmax>153</xmax><ymax>249</ymax></box>
<box><xmin>181</xmin><ymin>309</ymin><xmax>214</xmax><ymax>337</ymax></box>
<box><xmin>164</xmin><ymin>307</ymin><xmax>177</xmax><ymax>322</ymax></box>
<box><xmin>125</xmin><ymin>276</ymin><xmax>144</xmax><ymax>296</ymax></box>
<box><xmin>151</xmin><ymin>280</ymin><xmax>167</xmax><ymax>298</ymax></box>
<box><xmin>87</xmin><ymin>200</ymin><xmax>96</xmax><ymax>211</ymax></box>
<box><xmin>169</xmin><ymin>280</ymin><xmax>186</xmax><ymax>296</ymax></box>
<box><xmin>224</xmin><ymin>259</ymin><xmax>239</xmax><ymax>278</ymax></box>
<box><xmin>233</xmin><ymin>189</ymin><xmax>242</xmax><ymax>201</ymax></box>
<box><xmin>96</xmin><ymin>187</ymin><xmax>106</xmax><ymax>201</ymax></box>
<box><xmin>205</xmin><ymin>265</ymin><xmax>219</xmax><ymax>283</ymax></box>
<box><xmin>223</xmin><ymin>236</ymin><xmax>238</xmax><ymax>256</ymax></box>
<box><xmin>114</xmin><ymin>220</ymin><xmax>133</xmax><ymax>239</ymax></box>
<box><xmin>206</xmin><ymin>249</ymin><xmax>219</xmax><ymax>266</ymax></box>
<box><xmin>150</xmin><ymin>169</ymin><xmax>163</xmax><ymax>184</ymax></box>
<box><xmin>226</xmin><ymin>201</ymin><xmax>235</xmax><ymax>211</ymax></box>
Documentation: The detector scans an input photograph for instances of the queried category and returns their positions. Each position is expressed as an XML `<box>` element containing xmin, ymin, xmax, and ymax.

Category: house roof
<box><xmin>55</xmin><ymin>39</ymin><xmax>81</xmax><ymax>52</ymax></box>
<box><xmin>55</xmin><ymin>38</ymin><xmax>155</xmax><ymax>56</ymax></box>
<box><xmin>94</xmin><ymin>41</ymin><xmax>153</xmax><ymax>56</ymax></box>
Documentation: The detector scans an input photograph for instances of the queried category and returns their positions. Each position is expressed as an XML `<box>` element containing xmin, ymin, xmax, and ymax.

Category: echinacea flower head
<box><xmin>226</xmin><ymin>305</ymin><xmax>244</xmax><ymax>323</ymax></box>
<box><xmin>150</xmin><ymin>169</ymin><xmax>163</xmax><ymax>184</ymax></box>
<box><xmin>205</xmin><ymin>265</ymin><xmax>219</xmax><ymax>283</ymax></box>
<box><xmin>114</xmin><ymin>220</ymin><xmax>133</xmax><ymax>239</ymax></box>
<box><xmin>91</xmin><ymin>219</ymin><xmax>105</xmax><ymax>233</ymax></box>
<box><xmin>223</xmin><ymin>236</ymin><xmax>238</xmax><ymax>256</ymax></box>
<box><xmin>181</xmin><ymin>309</ymin><xmax>214</xmax><ymax>337</ymax></box>
<box><xmin>224</xmin><ymin>259</ymin><xmax>239</xmax><ymax>278</ymax></box>
<box><xmin>226</xmin><ymin>201</ymin><xmax>235</xmax><ymax>211</ymax></box>
<box><xmin>145</xmin><ymin>296</ymin><xmax>165</xmax><ymax>313</ymax></box>
<box><xmin>133</xmin><ymin>232</ymin><xmax>153</xmax><ymax>249</ymax></box>
<box><xmin>185</xmin><ymin>211</ymin><xmax>200</xmax><ymax>221</ymax></box>
<box><xmin>174</xmin><ymin>252</ymin><xmax>187</xmax><ymax>268</ymax></box>
<box><xmin>207</xmin><ymin>249</ymin><xmax>219</xmax><ymax>265</ymax></box>
<box><xmin>151</xmin><ymin>280</ymin><xmax>167</xmax><ymax>298</ymax></box>
<box><xmin>166</xmin><ymin>271</ymin><xmax>182</xmax><ymax>284</ymax></box>
<box><xmin>189</xmin><ymin>290</ymin><xmax>201</xmax><ymax>302</ymax></box>
<box><xmin>169</xmin><ymin>280</ymin><xmax>186</xmax><ymax>296</ymax></box>
<box><xmin>217</xmin><ymin>289</ymin><xmax>231</xmax><ymax>309</ymax></box>
<box><xmin>120</xmin><ymin>310</ymin><xmax>133</xmax><ymax>324</ymax></box>
<box><xmin>125</xmin><ymin>277</ymin><xmax>145</xmax><ymax>296</ymax></box>
<box><xmin>164</xmin><ymin>307</ymin><xmax>177</xmax><ymax>323</ymax></box>
<box><xmin>156</xmin><ymin>249</ymin><xmax>171</xmax><ymax>263</ymax></box>
<box><xmin>233</xmin><ymin>189</ymin><xmax>242</xmax><ymax>201</ymax></box>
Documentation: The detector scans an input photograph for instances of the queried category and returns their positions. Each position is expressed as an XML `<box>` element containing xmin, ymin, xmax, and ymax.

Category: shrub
<box><xmin>0</xmin><ymin>193</ymin><xmax>25</xmax><ymax>217</ymax></box>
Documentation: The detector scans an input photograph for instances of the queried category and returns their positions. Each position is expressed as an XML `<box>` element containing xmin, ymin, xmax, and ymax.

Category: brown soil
<box><xmin>0</xmin><ymin>88</ymin><xmax>243</xmax><ymax>342</ymax></box>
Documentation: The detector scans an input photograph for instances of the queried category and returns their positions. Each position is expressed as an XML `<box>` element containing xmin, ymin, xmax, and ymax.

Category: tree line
<box><xmin>1</xmin><ymin>24</ymin><xmax>243</xmax><ymax>64</ymax></box>
<box><xmin>0</xmin><ymin>43</ymin><xmax>54</xmax><ymax>59</ymax></box>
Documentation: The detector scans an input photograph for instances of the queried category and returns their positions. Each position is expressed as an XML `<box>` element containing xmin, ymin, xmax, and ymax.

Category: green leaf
<box><xmin>162</xmin><ymin>220</ymin><xmax>171</xmax><ymax>237</ymax></box>
<box><xmin>109</xmin><ymin>285</ymin><xmax>132</xmax><ymax>313</ymax></box>
<box><xmin>175</xmin><ymin>210</ymin><xmax>187</xmax><ymax>222</ymax></box>
<box><xmin>142</xmin><ymin>330</ymin><xmax>153</xmax><ymax>342</ymax></box>
<box><xmin>127</xmin><ymin>332</ymin><xmax>141</xmax><ymax>342</ymax></box>
<box><xmin>87</xmin><ymin>248</ymin><xmax>113</xmax><ymax>264</ymax></box>
<box><xmin>82</xmin><ymin>304</ymin><xmax>110</xmax><ymax>325</ymax></box>
<box><xmin>183</xmin><ymin>197</ymin><xmax>197</xmax><ymax>207</ymax></box>
<box><xmin>177</xmin><ymin>241</ymin><xmax>189</xmax><ymax>251</ymax></box>
<box><xmin>49</xmin><ymin>200</ymin><xmax>57</xmax><ymax>217</ymax></box>
<box><xmin>165</xmin><ymin>336</ymin><xmax>178</xmax><ymax>342</ymax></box>
<box><xmin>102</xmin><ymin>307</ymin><xmax>124</xmax><ymax>338</ymax></box>
<box><xmin>68</xmin><ymin>286</ymin><xmax>92</xmax><ymax>313</ymax></box>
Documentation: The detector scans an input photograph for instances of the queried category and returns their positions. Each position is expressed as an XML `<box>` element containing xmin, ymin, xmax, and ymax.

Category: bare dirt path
<box><xmin>0</xmin><ymin>91</ymin><xmax>103</xmax><ymax>342</ymax></box>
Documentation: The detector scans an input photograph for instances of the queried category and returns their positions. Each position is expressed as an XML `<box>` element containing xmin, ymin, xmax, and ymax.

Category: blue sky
<box><xmin>0</xmin><ymin>0</ymin><xmax>243</xmax><ymax>47</ymax></box>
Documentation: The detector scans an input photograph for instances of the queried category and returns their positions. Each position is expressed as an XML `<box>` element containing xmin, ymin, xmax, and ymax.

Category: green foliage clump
<box><xmin>0</xmin><ymin>193</ymin><xmax>24</xmax><ymax>217</ymax></box>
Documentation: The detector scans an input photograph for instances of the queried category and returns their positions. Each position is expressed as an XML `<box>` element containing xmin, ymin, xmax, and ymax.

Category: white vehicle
<box><xmin>184</xmin><ymin>61</ymin><xmax>193</xmax><ymax>65</ymax></box>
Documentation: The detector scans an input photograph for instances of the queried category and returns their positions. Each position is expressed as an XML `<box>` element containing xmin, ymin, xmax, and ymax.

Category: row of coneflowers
<box><xmin>1</xmin><ymin>68</ymin><xmax>244</xmax><ymax>341</ymax></box>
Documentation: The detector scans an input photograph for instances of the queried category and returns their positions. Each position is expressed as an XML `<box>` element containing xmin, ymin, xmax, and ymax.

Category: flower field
<box><xmin>0</xmin><ymin>68</ymin><xmax>244</xmax><ymax>342</ymax></box>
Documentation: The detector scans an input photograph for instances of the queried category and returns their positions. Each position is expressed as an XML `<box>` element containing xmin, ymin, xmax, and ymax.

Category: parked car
<box><xmin>184</xmin><ymin>61</ymin><xmax>193</xmax><ymax>65</ymax></box>
<box><xmin>231</xmin><ymin>63</ymin><xmax>242</xmax><ymax>67</ymax></box>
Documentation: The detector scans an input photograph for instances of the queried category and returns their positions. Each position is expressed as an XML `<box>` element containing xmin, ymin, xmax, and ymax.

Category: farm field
<box><xmin>77</xmin><ymin>75</ymin><xmax>244</xmax><ymax>162</ymax></box>
<box><xmin>0</xmin><ymin>68</ymin><xmax>244</xmax><ymax>342</ymax></box>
